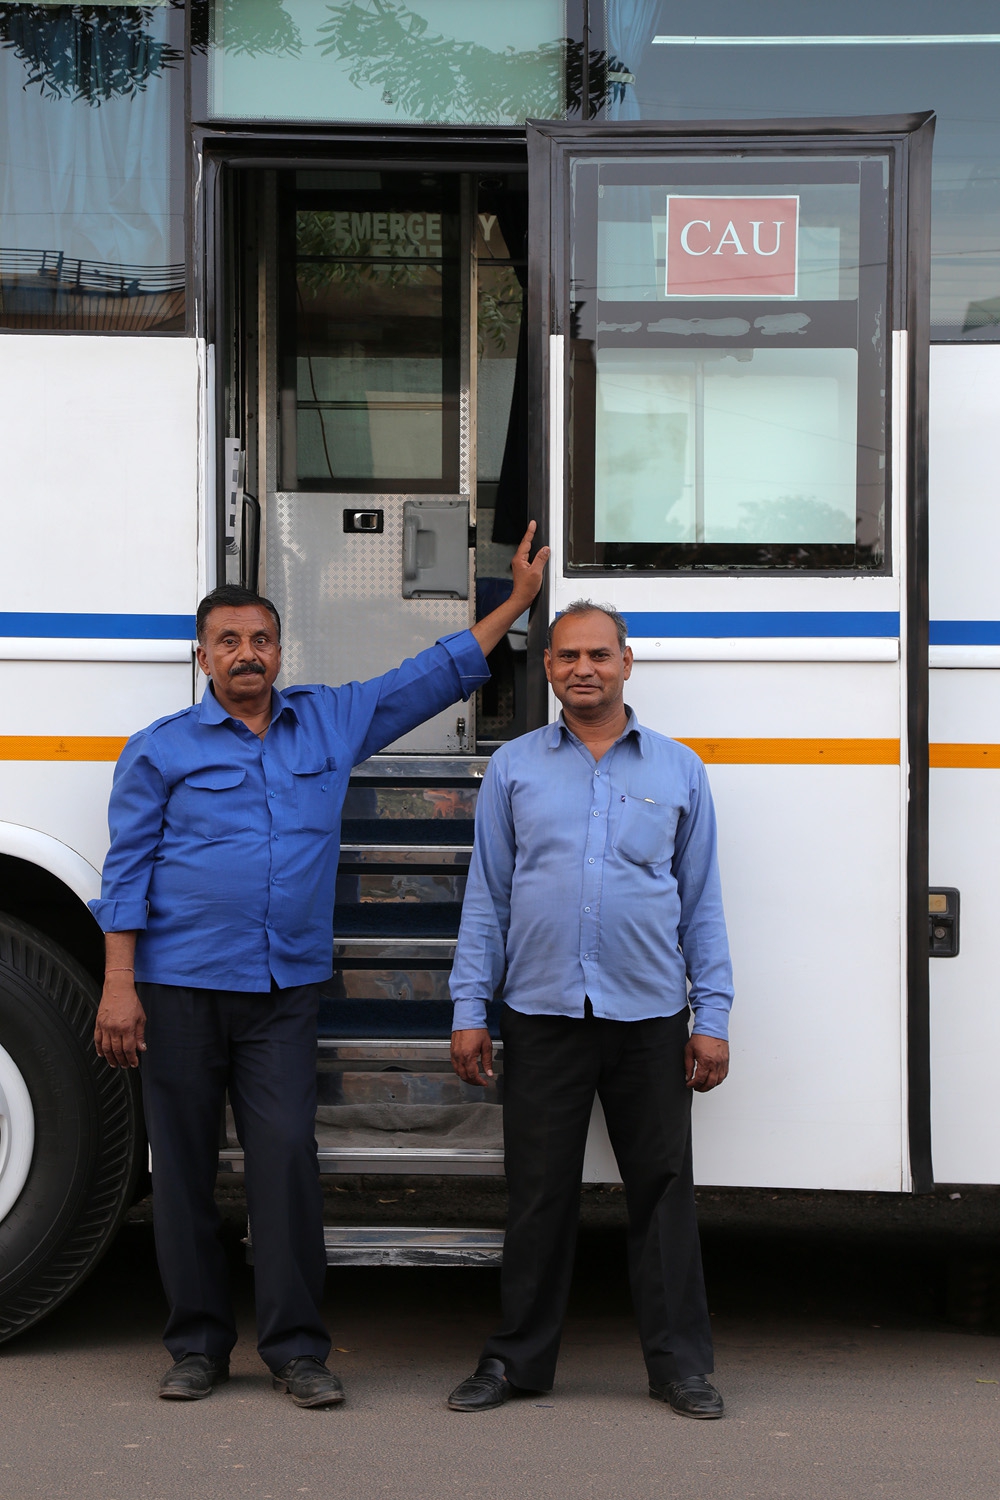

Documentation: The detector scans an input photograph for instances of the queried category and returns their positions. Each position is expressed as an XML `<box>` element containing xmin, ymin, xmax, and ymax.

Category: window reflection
<box><xmin>609</xmin><ymin>2</ymin><xmax>1000</xmax><ymax>339</ymax></box>
<box><xmin>285</xmin><ymin>173</ymin><xmax>460</xmax><ymax>490</ymax></box>
<box><xmin>0</xmin><ymin>3</ymin><xmax>185</xmax><ymax>331</ymax></box>
<box><xmin>208</xmin><ymin>0</ymin><xmax>569</xmax><ymax>125</ymax></box>
<box><xmin>569</xmin><ymin>153</ymin><xmax>887</xmax><ymax>569</ymax></box>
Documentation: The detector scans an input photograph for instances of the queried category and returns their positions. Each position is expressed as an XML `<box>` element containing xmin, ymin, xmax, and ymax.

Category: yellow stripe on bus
<box><xmin>2</xmin><ymin>736</ymin><xmax>998</xmax><ymax>768</ymax></box>
<box><xmin>0</xmin><ymin>736</ymin><xmax>128</xmax><ymax>761</ymax></box>
<box><xmin>677</xmin><ymin>738</ymin><xmax>900</xmax><ymax>764</ymax></box>
<box><xmin>929</xmin><ymin>742</ymin><xmax>1000</xmax><ymax>768</ymax></box>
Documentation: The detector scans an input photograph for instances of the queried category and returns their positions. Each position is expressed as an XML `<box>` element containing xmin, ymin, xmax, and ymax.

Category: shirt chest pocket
<box><xmin>292</xmin><ymin>759</ymin><xmax>338</xmax><ymax>832</ymax></box>
<box><xmin>613</xmin><ymin>795</ymin><xmax>676</xmax><ymax>868</ymax></box>
<box><xmin>180</xmin><ymin>767</ymin><xmax>251</xmax><ymax>840</ymax></box>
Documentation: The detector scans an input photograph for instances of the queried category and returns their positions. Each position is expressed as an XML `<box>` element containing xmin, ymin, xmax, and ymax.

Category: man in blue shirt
<box><xmin>90</xmin><ymin>524</ymin><xmax>547</xmax><ymax>1407</ymax></box>
<box><xmin>447</xmin><ymin>600</ymin><xmax>733</xmax><ymax>1419</ymax></box>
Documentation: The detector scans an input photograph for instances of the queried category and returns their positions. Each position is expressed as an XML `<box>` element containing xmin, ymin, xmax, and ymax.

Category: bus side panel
<box><xmin>0</xmin><ymin>335</ymin><xmax>201</xmax><ymax>879</ymax></box>
<box><xmin>929</xmin><ymin>345</ymin><xmax>1000</xmax><ymax>1184</ymax></box>
<box><xmin>0</xmin><ymin>661</ymin><xmax>193</xmax><ymax>873</ymax></box>
<box><xmin>625</xmin><ymin>661</ymin><xmax>905</xmax><ymax>1191</ymax></box>
<box><xmin>0</xmin><ymin>335</ymin><xmax>201</xmax><ymax>618</ymax></box>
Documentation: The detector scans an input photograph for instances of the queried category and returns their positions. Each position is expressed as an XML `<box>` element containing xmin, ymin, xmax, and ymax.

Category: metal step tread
<box><xmin>246</xmin><ymin>1224</ymin><xmax>504</xmax><ymax>1267</ymax></box>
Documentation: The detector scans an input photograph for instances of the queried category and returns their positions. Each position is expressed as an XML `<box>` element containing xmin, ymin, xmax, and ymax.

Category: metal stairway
<box><xmin>228</xmin><ymin>755</ymin><xmax>506</xmax><ymax>1267</ymax></box>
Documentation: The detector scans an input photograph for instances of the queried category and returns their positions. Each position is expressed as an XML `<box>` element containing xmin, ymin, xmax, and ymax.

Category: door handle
<box><xmin>403</xmin><ymin>515</ymin><xmax>419</xmax><ymax>580</ymax></box>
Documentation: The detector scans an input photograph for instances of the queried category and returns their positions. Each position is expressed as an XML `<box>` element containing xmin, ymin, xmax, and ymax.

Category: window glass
<box><xmin>600</xmin><ymin>0</ymin><xmax>1000</xmax><ymax>339</ymax></box>
<box><xmin>0</xmin><ymin>2</ymin><xmax>185</xmax><ymax>332</ymax></box>
<box><xmin>282</xmin><ymin>172</ymin><xmax>461</xmax><ymax>491</ymax></box>
<box><xmin>207</xmin><ymin>0</ymin><xmax>568</xmax><ymax>125</ymax></box>
<box><xmin>569</xmin><ymin>155</ymin><xmax>889</xmax><ymax>570</ymax></box>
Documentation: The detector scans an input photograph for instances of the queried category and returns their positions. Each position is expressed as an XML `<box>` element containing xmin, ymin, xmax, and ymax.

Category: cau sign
<box><xmin>665</xmin><ymin>195</ymin><xmax>799</xmax><ymax>298</ymax></box>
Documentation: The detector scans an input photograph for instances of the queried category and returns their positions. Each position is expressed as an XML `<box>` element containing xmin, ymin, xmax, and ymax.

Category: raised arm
<box><xmin>343</xmin><ymin>523</ymin><xmax>549</xmax><ymax>764</ymax></box>
<box><xmin>470</xmin><ymin>521</ymin><xmax>549</xmax><ymax>658</ymax></box>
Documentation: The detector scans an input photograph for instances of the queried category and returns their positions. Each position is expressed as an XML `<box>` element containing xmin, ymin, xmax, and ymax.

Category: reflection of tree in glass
<box><xmin>478</xmin><ymin>266</ymin><xmax>521</xmax><ymax>357</ymax></box>
<box><xmin>712</xmin><ymin>495</ymin><xmax>855</xmax><ymax>544</ymax></box>
<box><xmin>188</xmin><ymin>0</ymin><xmax>301</xmax><ymax>58</ymax></box>
<box><xmin>317</xmin><ymin>0</ymin><xmax>565</xmax><ymax>123</ymax></box>
<box><xmin>296</xmin><ymin>210</ymin><xmax>444</xmax><ymax>298</ymax></box>
<box><xmin>0</xmin><ymin>4</ymin><xmax>180</xmax><ymax>104</ymax></box>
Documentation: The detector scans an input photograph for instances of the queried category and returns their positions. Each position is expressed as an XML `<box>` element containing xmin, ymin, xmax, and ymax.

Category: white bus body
<box><xmin>1</xmin><ymin>5</ymin><xmax>998</xmax><ymax>1337</ymax></box>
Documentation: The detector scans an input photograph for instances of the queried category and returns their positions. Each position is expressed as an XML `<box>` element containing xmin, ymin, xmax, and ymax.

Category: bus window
<box><xmin>567</xmin><ymin>154</ymin><xmax>889</xmax><ymax>571</ymax></box>
<box><xmin>280</xmin><ymin>173</ymin><xmax>461</xmax><ymax>493</ymax></box>
<box><xmin>597</xmin><ymin>8</ymin><xmax>1000</xmax><ymax>342</ymax></box>
<box><xmin>0</xmin><ymin>3</ymin><xmax>185</xmax><ymax>332</ymax></box>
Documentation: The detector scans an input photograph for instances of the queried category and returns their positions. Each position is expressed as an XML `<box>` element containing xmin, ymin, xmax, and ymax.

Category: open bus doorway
<box><xmin>221</xmin><ymin>162</ymin><xmax>530</xmax><ymax>753</ymax></box>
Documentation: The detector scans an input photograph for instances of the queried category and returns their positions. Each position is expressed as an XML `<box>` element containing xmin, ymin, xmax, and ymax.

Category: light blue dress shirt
<box><xmin>449</xmin><ymin>710</ymin><xmax>734</xmax><ymax>1038</ymax></box>
<box><xmin>90</xmin><ymin>632</ymin><xmax>489</xmax><ymax>991</ymax></box>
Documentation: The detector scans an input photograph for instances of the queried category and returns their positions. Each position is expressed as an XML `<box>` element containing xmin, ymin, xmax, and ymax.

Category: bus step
<box><xmin>244</xmin><ymin>1226</ymin><xmax>505</xmax><ymax>1267</ymax></box>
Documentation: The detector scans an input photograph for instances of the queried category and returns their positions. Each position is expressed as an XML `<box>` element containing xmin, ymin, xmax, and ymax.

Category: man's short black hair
<box><xmin>196</xmin><ymin>585</ymin><xmax>282</xmax><ymax>643</ymax></box>
<box><xmin>546</xmin><ymin>599</ymin><xmax>628</xmax><ymax>652</ymax></box>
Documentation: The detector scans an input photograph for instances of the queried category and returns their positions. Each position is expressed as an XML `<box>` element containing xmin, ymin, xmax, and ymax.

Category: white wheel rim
<box><xmin>0</xmin><ymin>1042</ymin><xmax>34</xmax><ymax>1224</ymax></box>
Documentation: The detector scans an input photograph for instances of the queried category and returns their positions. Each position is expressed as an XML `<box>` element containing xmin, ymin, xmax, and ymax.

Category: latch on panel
<box><xmin>929</xmin><ymin>888</ymin><xmax>960</xmax><ymax>957</ymax></box>
<box><xmin>402</xmin><ymin>499</ymin><xmax>470</xmax><ymax>599</ymax></box>
<box><xmin>343</xmin><ymin>508</ymin><xmax>384</xmax><ymax>533</ymax></box>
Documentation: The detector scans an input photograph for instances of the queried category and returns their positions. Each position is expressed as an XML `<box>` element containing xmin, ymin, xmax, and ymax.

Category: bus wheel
<box><xmin>0</xmin><ymin>914</ymin><xmax>143</xmax><ymax>1344</ymax></box>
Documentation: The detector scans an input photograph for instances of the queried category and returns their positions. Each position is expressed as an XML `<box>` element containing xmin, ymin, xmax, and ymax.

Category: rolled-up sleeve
<box><xmin>673</xmin><ymin>760</ymin><xmax>734</xmax><ymax>1041</ymax></box>
<box><xmin>88</xmin><ymin>732</ymin><xmax>168</xmax><ymax>933</ymax></box>
<box><xmin>449</xmin><ymin>755</ymin><xmax>515</xmax><ymax>1032</ymax></box>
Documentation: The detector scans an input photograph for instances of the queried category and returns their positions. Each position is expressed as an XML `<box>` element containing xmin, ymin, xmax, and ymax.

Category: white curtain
<box><xmin>0</xmin><ymin>7</ymin><xmax>182</xmax><ymax>272</ymax></box>
<box><xmin>605</xmin><ymin>0</ymin><xmax>662</xmax><ymax>120</ymax></box>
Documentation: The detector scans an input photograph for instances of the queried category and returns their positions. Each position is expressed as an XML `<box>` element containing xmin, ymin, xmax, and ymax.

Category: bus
<box><xmin>1</xmin><ymin>0</ymin><xmax>997</xmax><ymax>1342</ymax></box>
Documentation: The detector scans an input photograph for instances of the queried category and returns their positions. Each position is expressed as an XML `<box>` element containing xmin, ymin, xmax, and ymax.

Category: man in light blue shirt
<box><xmin>89</xmin><ymin>525</ymin><xmax>547</xmax><ymax>1408</ymax></box>
<box><xmin>447</xmin><ymin>600</ymin><xmax>733</xmax><ymax>1419</ymax></box>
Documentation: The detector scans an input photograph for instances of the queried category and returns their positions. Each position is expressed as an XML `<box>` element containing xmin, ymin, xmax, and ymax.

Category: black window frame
<box><xmin>526</xmin><ymin>115</ymin><xmax>934</xmax><ymax>578</ymax></box>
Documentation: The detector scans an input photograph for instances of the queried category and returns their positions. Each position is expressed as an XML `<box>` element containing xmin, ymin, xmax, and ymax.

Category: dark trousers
<box><xmin>482</xmin><ymin>1002</ymin><xmax>713</xmax><ymax>1391</ymax></box>
<box><xmin>138</xmin><ymin>982</ymin><xmax>330</xmax><ymax>1372</ymax></box>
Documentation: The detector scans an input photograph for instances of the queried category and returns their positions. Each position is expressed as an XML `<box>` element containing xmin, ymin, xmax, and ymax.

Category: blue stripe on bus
<box><xmin>928</xmin><ymin>620</ymin><xmax>1000</xmax><ymax>645</ymax></box>
<box><xmin>0</xmin><ymin>612</ymin><xmax>196</xmax><ymax>640</ymax></box>
<box><xmin>2</xmin><ymin>610</ymin><xmax>997</xmax><ymax>644</ymax></box>
<box><xmin>622</xmin><ymin>611</ymin><xmax>901</xmax><ymax>637</ymax></box>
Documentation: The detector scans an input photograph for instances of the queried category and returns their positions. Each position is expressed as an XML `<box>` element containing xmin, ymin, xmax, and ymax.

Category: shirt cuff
<box><xmin>451</xmin><ymin>998</ymin><xmax>489</xmax><ymax>1032</ymax></box>
<box><xmin>438</xmin><ymin>630</ymin><xmax>490</xmax><ymax>699</ymax></box>
<box><xmin>88</xmin><ymin>897</ymin><xmax>148</xmax><ymax>933</ymax></box>
<box><xmin>689</xmin><ymin>1003</ymin><xmax>730</xmax><ymax>1042</ymax></box>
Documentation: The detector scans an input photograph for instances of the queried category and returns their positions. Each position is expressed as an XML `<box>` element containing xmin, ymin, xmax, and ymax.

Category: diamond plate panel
<box><xmin>266</xmin><ymin>491</ymin><xmax>473</xmax><ymax>752</ymax></box>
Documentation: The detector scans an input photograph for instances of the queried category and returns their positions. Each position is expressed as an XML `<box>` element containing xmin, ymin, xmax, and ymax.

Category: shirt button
<box><xmin>592</xmin><ymin>810</ymin><xmax>599</xmax><ymax>817</ymax></box>
<box><xmin>588</xmin><ymin>857</ymin><xmax>595</xmax><ymax>864</ymax></box>
<box><xmin>584</xmin><ymin>906</ymin><xmax>591</xmax><ymax>913</ymax></box>
<box><xmin>273</xmin><ymin>833</ymin><xmax>279</xmax><ymax>840</ymax></box>
<box><xmin>269</xmin><ymin>790</ymin><xmax>276</xmax><ymax>798</ymax></box>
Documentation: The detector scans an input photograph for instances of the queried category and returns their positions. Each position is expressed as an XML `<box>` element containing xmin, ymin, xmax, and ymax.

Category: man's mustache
<box><xmin>228</xmin><ymin>661</ymin><xmax>266</xmax><ymax>677</ymax></box>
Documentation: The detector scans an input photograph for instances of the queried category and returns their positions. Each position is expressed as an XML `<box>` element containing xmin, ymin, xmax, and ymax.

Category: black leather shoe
<box><xmin>447</xmin><ymin>1358</ymin><xmax>513</xmax><ymax>1412</ymax></box>
<box><xmin>272</xmin><ymin>1357</ymin><xmax>345</xmax><ymax>1408</ymax></box>
<box><xmin>650</xmin><ymin>1374</ymin><xmax>724</xmax><ymax>1419</ymax></box>
<box><xmin>158</xmin><ymin>1354</ymin><xmax>230</xmax><ymax>1401</ymax></box>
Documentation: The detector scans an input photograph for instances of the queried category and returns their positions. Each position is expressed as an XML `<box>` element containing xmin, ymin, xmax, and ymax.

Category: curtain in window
<box><xmin>605</xmin><ymin>0</ymin><xmax>661</xmax><ymax>120</ymax></box>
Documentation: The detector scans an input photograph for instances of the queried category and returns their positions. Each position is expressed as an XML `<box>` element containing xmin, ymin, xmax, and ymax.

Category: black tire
<box><xmin>0</xmin><ymin>913</ymin><xmax>144</xmax><ymax>1343</ymax></box>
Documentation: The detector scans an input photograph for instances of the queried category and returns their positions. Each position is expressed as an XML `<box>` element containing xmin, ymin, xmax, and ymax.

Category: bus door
<box><xmin>223</xmin><ymin>164</ymin><xmax>529</xmax><ymax>754</ymax></box>
<box><xmin>529</xmin><ymin>116</ymin><xmax>934</xmax><ymax>1191</ymax></box>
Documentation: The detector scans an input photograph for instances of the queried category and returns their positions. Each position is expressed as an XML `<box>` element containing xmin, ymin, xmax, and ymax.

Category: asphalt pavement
<box><xmin>2</xmin><ymin>1185</ymin><xmax>1000</xmax><ymax>1500</ymax></box>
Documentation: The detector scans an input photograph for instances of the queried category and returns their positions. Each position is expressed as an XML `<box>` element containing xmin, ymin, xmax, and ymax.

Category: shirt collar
<box><xmin>198</xmin><ymin>679</ymin><xmax>297</xmax><ymax>728</ymax></box>
<box><xmin>546</xmin><ymin>706</ymin><xmax>646</xmax><ymax>756</ymax></box>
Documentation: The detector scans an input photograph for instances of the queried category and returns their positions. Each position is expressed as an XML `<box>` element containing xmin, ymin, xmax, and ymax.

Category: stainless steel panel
<box><xmin>320</xmin><ymin>1226</ymin><xmax>504</xmax><ymax>1267</ymax></box>
<box><xmin>266</xmin><ymin>490</ymin><xmax>472</xmax><ymax>751</ymax></box>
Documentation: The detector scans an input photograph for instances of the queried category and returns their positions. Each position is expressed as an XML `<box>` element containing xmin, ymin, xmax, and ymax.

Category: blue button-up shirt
<box><xmin>90</xmin><ymin>631</ymin><xmax>489</xmax><ymax>991</ymax></box>
<box><xmin>450</xmin><ymin>710</ymin><xmax>734</xmax><ymax>1038</ymax></box>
